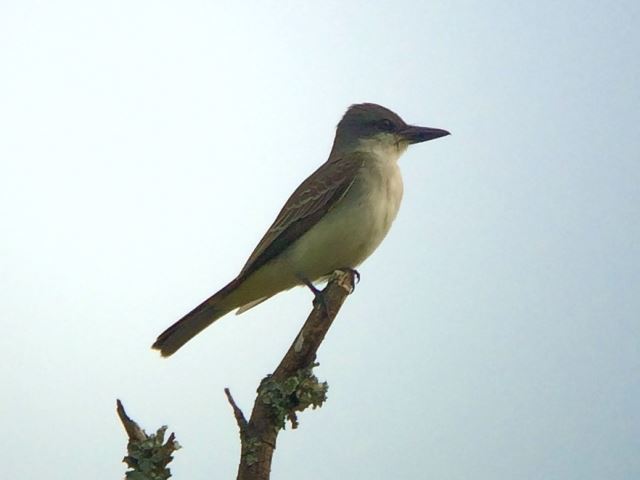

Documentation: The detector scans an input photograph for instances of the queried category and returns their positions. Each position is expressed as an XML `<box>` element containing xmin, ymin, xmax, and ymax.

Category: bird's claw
<box><xmin>301</xmin><ymin>268</ymin><xmax>360</xmax><ymax>318</ymax></box>
<box><xmin>311</xmin><ymin>291</ymin><xmax>330</xmax><ymax>316</ymax></box>
<box><xmin>301</xmin><ymin>278</ymin><xmax>330</xmax><ymax>318</ymax></box>
<box><xmin>338</xmin><ymin>267</ymin><xmax>360</xmax><ymax>293</ymax></box>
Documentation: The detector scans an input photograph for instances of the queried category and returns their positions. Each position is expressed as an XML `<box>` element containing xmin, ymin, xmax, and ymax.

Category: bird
<box><xmin>152</xmin><ymin>103</ymin><xmax>449</xmax><ymax>356</ymax></box>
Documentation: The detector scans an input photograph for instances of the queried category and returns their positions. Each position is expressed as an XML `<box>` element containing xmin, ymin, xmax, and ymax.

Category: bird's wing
<box><xmin>238</xmin><ymin>154</ymin><xmax>365</xmax><ymax>280</ymax></box>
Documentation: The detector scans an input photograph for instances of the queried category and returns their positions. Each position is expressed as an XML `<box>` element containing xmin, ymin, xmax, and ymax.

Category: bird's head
<box><xmin>330</xmin><ymin>103</ymin><xmax>450</xmax><ymax>160</ymax></box>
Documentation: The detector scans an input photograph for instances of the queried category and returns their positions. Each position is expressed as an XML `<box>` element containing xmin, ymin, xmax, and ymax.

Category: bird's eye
<box><xmin>378</xmin><ymin>119</ymin><xmax>395</xmax><ymax>132</ymax></box>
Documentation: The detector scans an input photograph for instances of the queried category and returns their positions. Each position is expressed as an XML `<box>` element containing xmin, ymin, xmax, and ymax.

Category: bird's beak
<box><xmin>400</xmin><ymin>125</ymin><xmax>450</xmax><ymax>144</ymax></box>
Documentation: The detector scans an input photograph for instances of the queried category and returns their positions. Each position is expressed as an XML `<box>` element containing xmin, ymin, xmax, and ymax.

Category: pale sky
<box><xmin>1</xmin><ymin>1</ymin><xmax>639</xmax><ymax>479</ymax></box>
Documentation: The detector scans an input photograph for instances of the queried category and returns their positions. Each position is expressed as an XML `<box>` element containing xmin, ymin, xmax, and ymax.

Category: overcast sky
<box><xmin>1</xmin><ymin>1</ymin><xmax>639</xmax><ymax>479</ymax></box>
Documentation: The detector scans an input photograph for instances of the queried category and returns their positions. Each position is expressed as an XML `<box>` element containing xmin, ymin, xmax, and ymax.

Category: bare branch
<box><xmin>224</xmin><ymin>387</ymin><xmax>248</xmax><ymax>434</ymax></box>
<box><xmin>232</xmin><ymin>269</ymin><xmax>356</xmax><ymax>480</ymax></box>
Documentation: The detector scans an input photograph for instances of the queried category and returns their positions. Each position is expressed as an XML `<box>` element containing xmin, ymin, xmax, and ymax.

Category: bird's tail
<box><xmin>151</xmin><ymin>278</ymin><xmax>241</xmax><ymax>357</ymax></box>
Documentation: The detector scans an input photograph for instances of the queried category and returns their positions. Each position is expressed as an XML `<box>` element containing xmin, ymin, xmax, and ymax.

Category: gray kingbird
<box><xmin>152</xmin><ymin>103</ymin><xmax>449</xmax><ymax>356</ymax></box>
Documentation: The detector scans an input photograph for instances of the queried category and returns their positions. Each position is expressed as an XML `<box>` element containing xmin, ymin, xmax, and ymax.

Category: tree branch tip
<box><xmin>224</xmin><ymin>387</ymin><xmax>248</xmax><ymax>432</ymax></box>
<box><xmin>116</xmin><ymin>399</ymin><xmax>147</xmax><ymax>442</ymax></box>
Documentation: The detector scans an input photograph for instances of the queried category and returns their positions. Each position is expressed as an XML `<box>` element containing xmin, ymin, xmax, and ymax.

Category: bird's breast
<box><xmin>351</xmin><ymin>160</ymin><xmax>404</xmax><ymax>252</ymax></box>
<box><xmin>283</xmin><ymin>159</ymin><xmax>404</xmax><ymax>280</ymax></box>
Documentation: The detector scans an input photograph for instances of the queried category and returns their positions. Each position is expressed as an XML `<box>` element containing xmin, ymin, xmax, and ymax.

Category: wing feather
<box><xmin>238</xmin><ymin>155</ymin><xmax>365</xmax><ymax>280</ymax></box>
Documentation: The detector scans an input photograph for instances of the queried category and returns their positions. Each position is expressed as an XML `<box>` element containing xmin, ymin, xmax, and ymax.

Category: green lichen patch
<box><xmin>123</xmin><ymin>426</ymin><xmax>181</xmax><ymax>480</ymax></box>
<box><xmin>258</xmin><ymin>364</ymin><xmax>328</xmax><ymax>430</ymax></box>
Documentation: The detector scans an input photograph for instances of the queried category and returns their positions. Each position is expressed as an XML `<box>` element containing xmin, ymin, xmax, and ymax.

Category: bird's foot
<box><xmin>301</xmin><ymin>269</ymin><xmax>360</xmax><ymax>317</ymax></box>
<box><xmin>337</xmin><ymin>267</ymin><xmax>360</xmax><ymax>293</ymax></box>
<box><xmin>301</xmin><ymin>278</ymin><xmax>330</xmax><ymax>318</ymax></box>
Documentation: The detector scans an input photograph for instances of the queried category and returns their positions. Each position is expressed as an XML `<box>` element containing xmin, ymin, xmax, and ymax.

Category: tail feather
<box><xmin>152</xmin><ymin>279</ymin><xmax>239</xmax><ymax>357</ymax></box>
